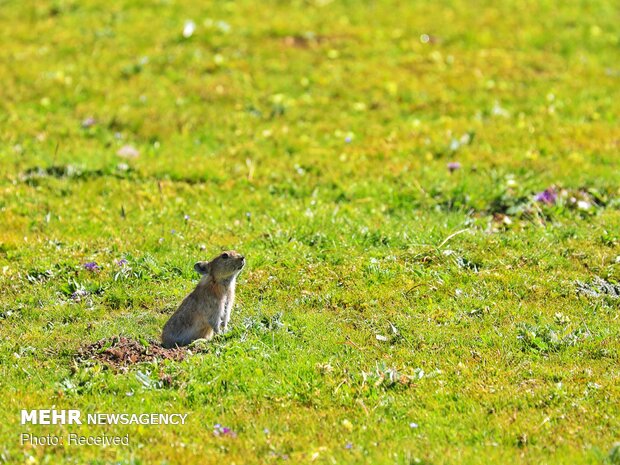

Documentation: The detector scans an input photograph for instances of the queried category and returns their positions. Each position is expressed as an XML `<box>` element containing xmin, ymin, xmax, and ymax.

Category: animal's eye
<box><xmin>221</xmin><ymin>253</ymin><xmax>229</xmax><ymax>259</ymax></box>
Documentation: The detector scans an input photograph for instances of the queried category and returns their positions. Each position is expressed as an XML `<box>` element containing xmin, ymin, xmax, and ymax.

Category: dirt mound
<box><xmin>76</xmin><ymin>336</ymin><xmax>188</xmax><ymax>370</ymax></box>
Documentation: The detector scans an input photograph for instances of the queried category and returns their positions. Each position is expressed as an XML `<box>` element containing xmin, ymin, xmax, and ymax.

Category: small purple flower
<box><xmin>171</xmin><ymin>229</ymin><xmax>176</xmax><ymax>235</ymax></box>
<box><xmin>263</xmin><ymin>428</ymin><xmax>270</xmax><ymax>434</ymax></box>
<box><xmin>71</xmin><ymin>289</ymin><xmax>89</xmax><ymax>301</ymax></box>
<box><xmin>83</xmin><ymin>262</ymin><xmax>100</xmax><ymax>272</ymax></box>
<box><xmin>345</xmin><ymin>442</ymin><xmax>353</xmax><ymax>449</ymax></box>
<box><xmin>213</xmin><ymin>424</ymin><xmax>237</xmax><ymax>438</ymax></box>
<box><xmin>81</xmin><ymin>117</ymin><xmax>96</xmax><ymax>129</ymax></box>
<box><xmin>447</xmin><ymin>161</ymin><xmax>461</xmax><ymax>173</ymax></box>
<box><xmin>117</xmin><ymin>259</ymin><xmax>128</xmax><ymax>267</ymax></box>
<box><xmin>534</xmin><ymin>188</ymin><xmax>557</xmax><ymax>205</ymax></box>
<box><xmin>345</xmin><ymin>136</ymin><xmax>352</xmax><ymax>143</ymax></box>
<box><xmin>184</xmin><ymin>214</ymin><xmax>190</xmax><ymax>221</ymax></box>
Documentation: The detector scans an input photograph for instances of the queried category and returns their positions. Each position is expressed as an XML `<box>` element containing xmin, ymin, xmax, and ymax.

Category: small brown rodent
<box><xmin>161</xmin><ymin>251</ymin><xmax>245</xmax><ymax>348</ymax></box>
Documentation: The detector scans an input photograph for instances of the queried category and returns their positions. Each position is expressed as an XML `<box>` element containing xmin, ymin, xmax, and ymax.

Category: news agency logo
<box><xmin>20</xmin><ymin>409</ymin><xmax>189</xmax><ymax>425</ymax></box>
<box><xmin>21</xmin><ymin>410</ymin><xmax>82</xmax><ymax>425</ymax></box>
<box><xmin>20</xmin><ymin>410</ymin><xmax>190</xmax><ymax>447</ymax></box>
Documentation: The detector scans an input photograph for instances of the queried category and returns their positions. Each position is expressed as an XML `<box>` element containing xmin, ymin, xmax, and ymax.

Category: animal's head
<box><xmin>194</xmin><ymin>250</ymin><xmax>245</xmax><ymax>281</ymax></box>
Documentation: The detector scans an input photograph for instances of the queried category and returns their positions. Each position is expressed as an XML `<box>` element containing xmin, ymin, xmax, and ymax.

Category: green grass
<box><xmin>1</xmin><ymin>0</ymin><xmax>619</xmax><ymax>463</ymax></box>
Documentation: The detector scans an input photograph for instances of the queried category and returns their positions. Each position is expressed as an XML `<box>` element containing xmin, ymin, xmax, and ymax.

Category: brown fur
<box><xmin>161</xmin><ymin>250</ymin><xmax>245</xmax><ymax>348</ymax></box>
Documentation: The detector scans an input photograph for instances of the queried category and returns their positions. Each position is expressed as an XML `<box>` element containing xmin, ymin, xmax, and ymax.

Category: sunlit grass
<box><xmin>0</xmin><ymin>0</ymin><xmax>619</xmax><ymax>463</ymax></box>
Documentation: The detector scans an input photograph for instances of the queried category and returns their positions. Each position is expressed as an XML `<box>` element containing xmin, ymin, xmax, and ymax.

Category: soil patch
<box><xmin>76</xmin><ymin>336</ymin><xmax>188</xmax><ymax>370</ymax></box>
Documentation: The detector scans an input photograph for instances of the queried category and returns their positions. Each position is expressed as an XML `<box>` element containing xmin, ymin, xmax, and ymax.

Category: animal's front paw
<box><xmin>188</xmin><ymin>338</ymin><xmax>211</xmax><ymax>350</ymax></box>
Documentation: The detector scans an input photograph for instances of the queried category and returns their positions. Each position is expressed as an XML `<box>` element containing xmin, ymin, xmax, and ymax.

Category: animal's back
<box><xmin>161</xmin><ymin>292</ymin><xmax>213</xmax><ymax>348</ymax></box>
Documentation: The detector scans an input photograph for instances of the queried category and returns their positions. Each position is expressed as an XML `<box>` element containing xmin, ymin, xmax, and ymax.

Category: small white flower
<box><xmin>183</xmin><ymin>20</ymin><xmax>196</xmax><ymax>38</ymax></box>
<box><xmin>492</xmin><ymin>101</ymin><xmax>509</xmax><ymax>117</ymax></box>
<box><xmin>577</xmin><ymin>200</ymin><xmax>591</xmax><ymax>210</ymax></box>
<box><xmin>216</xmin><ymin>20</ymin><xmax>231</xmax><ymax>33</ymax></box>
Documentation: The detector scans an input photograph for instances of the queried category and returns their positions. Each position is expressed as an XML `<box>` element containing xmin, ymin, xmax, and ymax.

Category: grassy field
<box><xmin>1</xmin><ymin>0</ymin><xmax>619</xmax><ymax>463</ymax></box>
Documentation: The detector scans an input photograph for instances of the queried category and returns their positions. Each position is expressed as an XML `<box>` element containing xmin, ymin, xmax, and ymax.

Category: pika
<box><xmin>161</xmin><ymin>251</ymin><xmax>245</xmax><ymax>348</ymax></box>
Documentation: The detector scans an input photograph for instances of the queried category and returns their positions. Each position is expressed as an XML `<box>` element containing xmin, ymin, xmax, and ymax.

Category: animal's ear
<box><xmin>194</xmin><ymin>261</ymin><xmax>211</xmax><ymax>275</ymax></box>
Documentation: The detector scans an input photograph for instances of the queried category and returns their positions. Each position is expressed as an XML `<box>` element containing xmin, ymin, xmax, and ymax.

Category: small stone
<box><xmin>117</xmin><ymin>145</ymin><xmax>139</xmax><ymax>159</ymax></box>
